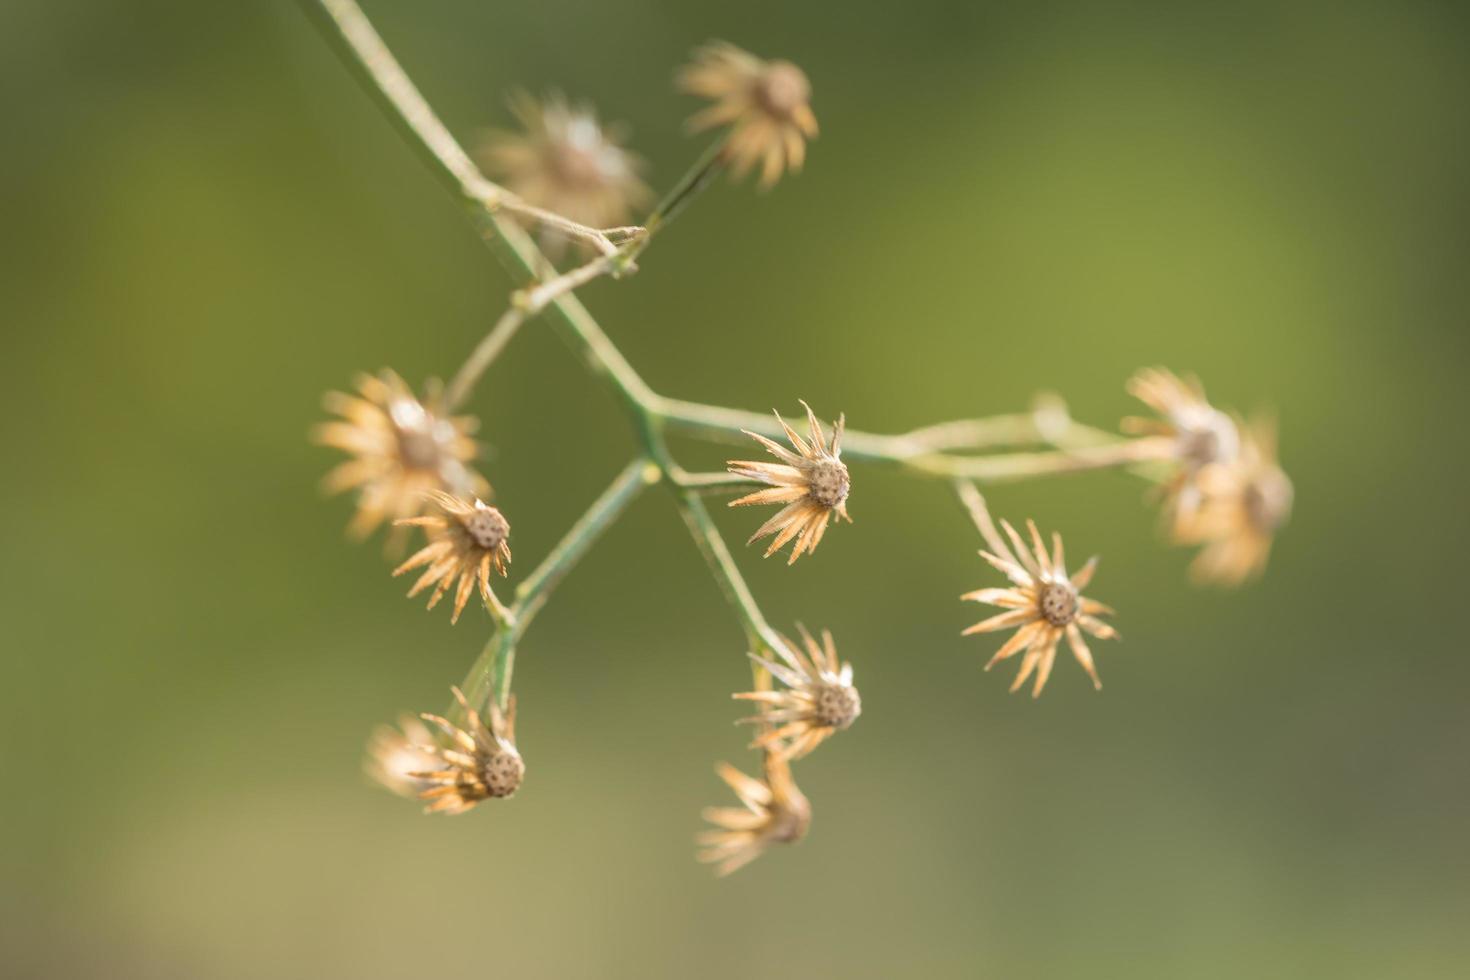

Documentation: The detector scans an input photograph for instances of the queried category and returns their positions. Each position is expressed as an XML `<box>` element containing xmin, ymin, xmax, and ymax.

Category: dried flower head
<box><xmin>314</xmin><ymin>370</ymin><xmax>487</xmax><ymax>548</ymax></box>
<box><xmin>696</xmin><ymin>753</ymin><xmax>811</xmax><ymax>876</ymax></box>
<box><xmin>727</xmin><ymin>402</ymin><xmax>850</xmax><ymax>563</ymax></box>
<box><xmin>1176</xmin><ymin>416</ymin><xmax>1292</xmax><ymax>586</ymax></box>
<box><xmin>412</xmin><ymin>687</ymin><xmax>524</xmax><ymax>814</ymax></box>
<box><xmin>1123</xmin><ymin>367</ymin><xmax>1241</xmax><ymax>527</ymax></box>
<box><xmin>678</xmin><ymin>41</ymin><xmax>818</xmax><ymax>188</ymax></box>
<box><xmin>961</xmin><ymin>491</ymin><xmax>1118</xmax><ymax>697</ymax></box>
<box><xmin>735</xmin><ymin>626</ymin><xmax>860</xmax><ymax>760</ymax></box>
<box><xmin>365</xmin><ymin>714</ymin><xmax>444</xmax><ymax>800</ymax></box>
<box><xmin>480</xmin><ymin>91</ymin><xmax>651</xmax><ymax>235</ymax></box>
<box><xmin>393</xmin><ymin>491</ymin><xmax>512</xmax><ymax>624</ymax></box>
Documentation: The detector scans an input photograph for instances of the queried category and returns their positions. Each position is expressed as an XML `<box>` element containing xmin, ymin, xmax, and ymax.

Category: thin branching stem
<box><xmin>616</xmin><ymin>137</ymin><xmax>730</xmax><ymax>270</ymax></box>
<box><xmin>444</xmin><ymin>250</ymin><xmax>626</xmax><ymax>409</ymax></box>
<box><xmin>443</xmin><ymin>306</ymin><xmax>524</xmax><ymax>412</ymax></box>
<box><xmin>672</xmin><ymin>489</ymin><xmax>786</xmax><ymax>654</ymax></box>
<box><xmin>903</xmin><ymin>437</ymin><xmax>1174</xmax><ymax>482</ymax></box>
<box><xmin>494</xmin><ymin>198</ymin><xmax>641</xmax><ymax>256</ymax></box>
<box><xmin>305</xmin><ymin>0</ymin><xmax>1170</xmax><ymax>715</ymax></box>
<box><xmin>459</xmin><ymin>458</ymin><xmax>657</xmax><ymax>714</ymax></box>
<box><xmin>671</xmin><ymin>471</ymin><xmax>759</xmax><ymax>492</ymax></box>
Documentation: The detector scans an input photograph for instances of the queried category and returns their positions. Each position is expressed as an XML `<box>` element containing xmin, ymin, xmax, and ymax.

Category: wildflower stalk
<box><xmin>444</xmin><ymin>248</ymin><xmax>630</xmax><ymax>410</ymax></box>
<box><xmin>306</xmin><ymin>0</ymin><xmax>1161</xmax><ymax>488</ymax></box>
<box><xmin>616</xmin><ymin>136</ymin><xmax>730</xmax><ymax>270</ymax></box>
<box><xmin>307</xmin><ymin>0</ymin><xmax>1175</xmax><ymax>706</ymax></box>
<box><xmin>493</xmin><ymin>197</ymin><xmax>640</xmax><ymax>257</ymax></box>
<box><xmin>903</xmin><ymin>437</ymin><xmax>1173</xmax><ymax>482</ymax></box>
<box><xmin>671</xmin><ymin>488</ymin><xmax>784</xmax><ymax>654</ymax></box>
<box><xmin>459</xmin><ymin>457</ymin><xmax>658</xmax><ymax>714</ymax></box>
<box><xmin>657</xmin><ymin>398</ymin><xmax>1126</xmax><ymax>463</ymax></box>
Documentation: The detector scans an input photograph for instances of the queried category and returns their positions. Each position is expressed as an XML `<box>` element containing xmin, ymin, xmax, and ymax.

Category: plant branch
<box><xmin>904</xmin><ymin>437</ymin><xmax>1173</xmax><ymax>481</ymax></box>
<box><xmin>306</xmin><ymin>0</ymin><xmax>659</xmax><ymax>421</ymax></box>
<box><xmin>616</xmin><ymin>137</ymin><xmax>729</xmax><ymax>270</ymax></box>
<box><xmin>671</xmin><ymin>489</ymin><xmax>785</xmax><ymax>654</ymax></box>
<box><xmin>307</xmin><ymin>0</ymin><xmax>1178</xmax><ymax>715</ymax></box>
<box><xmin>444</xmin><ymin>251</ymin><xmax>627</xmax><ymax>409</ymax></box>
<box><xmin>458</xmin><ymin>457</ymin><xmax>657</xmax><ymax>714</ymax></box>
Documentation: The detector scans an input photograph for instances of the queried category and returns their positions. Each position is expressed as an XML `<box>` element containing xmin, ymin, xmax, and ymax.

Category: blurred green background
<box><xmin>3</xmin><ymin>0</ymin><xmax>1468</xmax><ymax>977</ymax></box>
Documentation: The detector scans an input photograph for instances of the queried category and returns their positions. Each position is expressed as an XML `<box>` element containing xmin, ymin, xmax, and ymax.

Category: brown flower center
<box><xmin>389</xmin><ymin>398</ymin><xmax>447</xmax><ymax>471</ymax></box>
<box><xmin>1244</xmin><ymin>468</ymin><xmax>1292</xmax><ymax>532</ymax></box>
<box><xmin>753</xmin><ymin>61</ymin><xmax>811</xmax><ymax>121</ymax></box>
<box><xmin>804</xmin><ymin>457</ymin><xmax>850</xmax><ymax>509</ymax></box>
<box><xmin>480</xmin><ymin>749</ymin><xmax>525</xmax><ymax>799</ymax></box>
<box><xmin>463</xmin><ymin>506</ymin><xmax>510</xmax><ymax>551</ymax></box>
<box><xmin>550</xmin><ymin>144</ymin><xmax>606</xmax><ymax>187</ymax></box>
<box><xmin>812</xmin><ymin>682</ymin><xmax>861</xmax><ymax>729</ymax></box>
<box><xmin>1038</xmin><ymin>581</ymin><xmax>1079</xmax><ymax>627</ymax></box>
<box><xmin>1175</xmin><ymin>408</ymin><xmax>1239</xmax><ymax>469</ymax></box>
<box><xmin>548</xmin><ymin>116</ymin><xmax>629</xmax><ymax>190</ymax></box>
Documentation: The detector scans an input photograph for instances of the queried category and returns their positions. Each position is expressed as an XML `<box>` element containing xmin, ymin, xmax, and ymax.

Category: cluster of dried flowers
<box><xmin>311</xmin><ymin>19</ymin><xmax>1291</xmax><ymax>878</ymax></box>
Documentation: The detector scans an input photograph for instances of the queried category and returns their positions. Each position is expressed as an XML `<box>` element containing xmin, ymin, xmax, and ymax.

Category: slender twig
<box><xmin>904</xmin><ymin>437</ymin><xmax>1174</xmax><ymax>482</ymax></box>
<box><xmin>442</xmin><ymin>306</ymin><xmax>524</xmax><ymax>411</ymax></box>
<box><xmin>444</xmin><ymin>251</ymin><xmax>627</xmax><ymax>409</ymax></box>
<box><xmin>658</xmin><ymin>398</ymin><xmax>1125</xmax><ymax>463</ymax></box>
<box><xmin>493</xmin><ymin>197</ymin><xmax>643</xmax><ymax>257</ymax></box>
<box><xmin>671</xmin><ymin>489</ymin><xmax>784</xmax><ymax>654</ymax></box>
<box><xmin>671</xmin><ymin>471</ymin><xmax>758</xmax><ymax>492</ymax></box>
<box><xmin>615</xmin><ymin>136</ymin><xmax>729</xmax><ymax>270</ymax></box>
<box><xmin>458</xmin><ymin>458</ymin><xmax>657</xmax><ymax>714</ymax></box>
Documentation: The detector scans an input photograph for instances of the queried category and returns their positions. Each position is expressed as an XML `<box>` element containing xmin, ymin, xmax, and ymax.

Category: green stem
<box><xmin>306</xmin><ymin>0</ymin><xmax>657</xmax><ymax>426</ymax></box>
<box><xmin>616</xmin><ymin>137</ymin><xmax>729</xmax><ymax>270</ymax></box>
<box><xmin>905</xmin><ymin>437</ymin><xmax>1174</xmax><ymax>482</ymax></box>
<box><xmin>670</xmin><ymin>489</ymin><xmax>784</xmax><ymax>654</ymax></box>
<box><xmin>459</xmin><ymin>458</ymin><xmax>657</xmax><ymax>714</ymax></box>
<box><xmin>306</xmin><ymin>0</ymin><xmax>1176</xmax><ymax>717</ymax></box>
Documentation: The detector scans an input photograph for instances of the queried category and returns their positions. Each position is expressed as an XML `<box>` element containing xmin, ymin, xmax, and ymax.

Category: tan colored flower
<box><xmin>412</xmin><ymin>687</ymin><xmax>524</xmax><ymax>815</ymax></box>
<box><xmin>1123</xmin><ymin>367</ymin><xmax>1241</xmax><ymax>528</ymax></box>
<box><xmin>734</xmin><ymin>626</ymin><xmax>860</xmax><ymax>760</ymax></box>
<box><xmin>314</xmin><ymin>370</ymin><xmax>487</xmax><ymax>549</ymax></box>
<box><xmin>961</xmin><ymin>491</ymin><xmax>1118</xmax><ymax>697</ymax></box>
<box><xmin>365</xmin><ymin>714</ymin><xmax>444</xmax><ymax>800</ymax></box>
<box><xmin>678</xmin><ymin>41</ymin><xmax>818</xmax><ymax>188</ymax></box>
<box><xmin>727</xmin><ymin>402</ymin><xmax>850</xmax><ymax>563</ymax></box>
<box><xmin>479</xmin><ymin>91</ymin><xmax>650</xmax><ymax>235</ymax></box>
<box><xmin>1176</xmin><ymin>416</ymin><xmax>1292</xmax><ymax>586</ymax></box>
<box><xmin>393</xmin><ymin>491</ymin><xmax>511</xmax><ymax>624</ymax></box>
<box><xmin>696</xmin><ymin>753</ymin><xmax>811</xmax><ymax>876</ymax></box>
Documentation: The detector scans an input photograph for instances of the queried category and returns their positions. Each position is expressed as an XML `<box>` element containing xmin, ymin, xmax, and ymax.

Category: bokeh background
<box><xmin>3</xmin><ymin>1</ymin><xmax>1468</xmax><ymax>977</ymax></box>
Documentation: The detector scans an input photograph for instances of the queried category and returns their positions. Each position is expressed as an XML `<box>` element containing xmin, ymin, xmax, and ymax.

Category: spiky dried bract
<box><xmin>314</xmin><ymin>370</ymin><xmax>487</xmax><ymax>548</ymax></box>
<box><xmin>1123</xmin><ymin>367</ymin><xmax>1240</xmax><ymax>529</ymax></box>
<box><xmin>678</xmin><ymin>41</ymin><xmax>818</xmax><ymax>188</ymax></box>
<box><xmin>365</xmin><ymin>714</ymin><xmax>444</xmax><ymax>800</ymax></box>
<box><xmin>1176</xmin><ymin>416</ymin><xmax>1292</xmax><ymax>586</ymax></box>
<box><xmin>696</xmin><ymin>753</ymin><xmax>811</xmax><ymax>876</ymax></box>
<box><xmin>393</xmin><ymin>491</ymin><xmax>512</xmax><ymax>624</ymax></box>
<box><xmin>728</xmin><ymin>402</ymin><xmax>850</xmax><ymax>563</ymax></box>
<box><xmin>412</xmin><ymin>687</ymin><xmax>524</xmax><ymax>814</ymax></box>
<box><xmin>735</xmin><ymin>627</ymin><xmax>860</xmax><ymax>760</ymax></box>
<box><xmin>480</xmin><ymin>91</ymin><xmax>651</xmax><ymax>235</ymax></box>
<box><xmin>961</xmin><ymin>492</ymin><xmax>1118</xmax><ymax>698</ymax></box>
